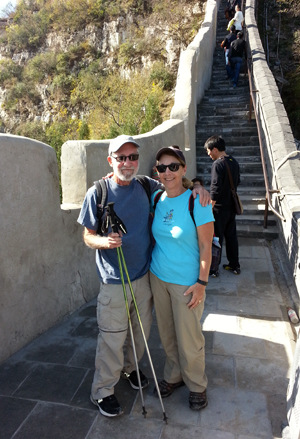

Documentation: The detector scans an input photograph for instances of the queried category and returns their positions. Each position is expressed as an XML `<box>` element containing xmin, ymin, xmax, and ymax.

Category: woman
<box><xmin>150</xmin><ymin>146</ymin><xmax>214</xmax><ymax>411</ymax></box>
<box><xmin>233</xmin><ymin>4</ymin><xmax>243</xmax><ymax>31</ymax></box>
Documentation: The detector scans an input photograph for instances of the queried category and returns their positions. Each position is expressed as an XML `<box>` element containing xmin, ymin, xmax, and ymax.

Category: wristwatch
<box><xmin>196</xmin><ymin>279</ymin><xmax>208</xmax><ymax>286</ymax></box>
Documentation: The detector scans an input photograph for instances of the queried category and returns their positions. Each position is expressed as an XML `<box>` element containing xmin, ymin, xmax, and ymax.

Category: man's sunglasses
<box><xmin>156</xmin><ymin>163</ymin><xmax>183</xmax><ymax>173</ymax></box>
<box><xmin>110</xmin><ymin>154</ymin><xmax>139</xmax><ymax>163</ymax></box>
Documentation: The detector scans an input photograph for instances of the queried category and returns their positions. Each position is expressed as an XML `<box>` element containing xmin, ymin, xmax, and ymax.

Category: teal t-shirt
<box><xmin>150</xmin><ymin>189</ymin><xmax>214</xmax><ymax>285</ymax></box>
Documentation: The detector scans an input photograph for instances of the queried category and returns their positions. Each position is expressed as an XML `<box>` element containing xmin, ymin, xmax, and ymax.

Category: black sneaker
<box><xmin>209</xmin><ymin>269</ymin><xmax>219</xmax><ymax>278</ymax></box>
<box><xmin>189</xmin><ymin>390</ymin><xmax>208</xmax><ymax>411</ymax></box>
<box><xmin>90</xmin><ymin>394</ymin><xmax>123</xmax><ymax>417</ymax></box>
<box><xmin>122</xmin><ymin>369</ymin><xmax>149</xmax><ymax>390</ymax></box>
<box><xmin>223</xmin><ymin>264</ymin><xmax>241</xmax><ymax>275</ymax></box>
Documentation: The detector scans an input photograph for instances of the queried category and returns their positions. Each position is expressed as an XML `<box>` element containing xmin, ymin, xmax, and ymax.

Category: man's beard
<box><xmin>114</xmin><ymin>164</ymin><xmax>139</xmax><ymax>182</ymax></box>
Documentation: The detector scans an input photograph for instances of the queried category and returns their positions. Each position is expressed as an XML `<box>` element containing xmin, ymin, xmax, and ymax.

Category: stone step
<box><xmin>196</xmin><ymin>126</ymin><xmax>258</xmax><ymax>135</ymax></box>
<box><xmin>197</xmin><ymin>147</ymin><xmax>261</xmax><ymax>157</ymax></box>
<box><xmin>197</xmin><ymin>152</ymin><xmax>261</xmax><ymax>161</ymax></box>
<box><xmin>200</xmin><ymin>174</ymin><xmax>265</xmax><ymax>187</ymax></box>
<box><xmin>236</xmin><ymin>224</ymin><xmax>279</xmax><ymax>240</ymax></box>
<box><xmin>196</xmin><ymin>136</ymin><xmax>259</xmax><ymax>146</ymax></box>
<box><xmin>236</xmin><ymin>214</ymin><xmax>277</xmax><ymax>227</ymax></box>
<box><xmin>197</xmin><ymin>116</ymin><xmax>255</xmax><ymax>125</ymax></box>
<box><xmin>204</xmin><ymin>88</ymin><xmax>249</xmax><ymax>97</ymax></box>
<box><xmin>197</xmin><ymin>162</ymin><xmax>263</xmax><ymax>174</ymax></box>
<box><xmin>197</xmin><ymin>106</ymin><xmax>250</xmax><ymax>114</ymax></box>
<box><xmin>240</xmin><ymin>203</ymin><xmax>268</xmax><ymax>215</ymax></box>
<box><xmin>200</xmin><ymin>95</ymin><xmax>250</xmax><ymax>104</ymax></box>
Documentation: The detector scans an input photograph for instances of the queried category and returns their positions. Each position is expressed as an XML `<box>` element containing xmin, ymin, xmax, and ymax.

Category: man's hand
<box><xmin>83</xmin><ymin>228</ymin><xmax>122</xmax><ymax>250</ymax></box>
<box><xmin>105</xmin><ymin>232</ymin><xmax>123</xmax><ymax>249</ymax></box>
<box><xmin>192</xmin><ymin>185</ymin><xmax>211</xmax><ymax>207</ymax></box>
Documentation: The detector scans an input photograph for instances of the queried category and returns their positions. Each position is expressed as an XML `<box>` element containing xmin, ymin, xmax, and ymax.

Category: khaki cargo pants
<box><xmin>91</xmin><ymin>272</ymin><xmax>153</xmax><ymax>400</ymax></box>
<box><xmin>150</xmin><ymin>272</ymin><xmax>207</xmax><ymax>393</ymax></box>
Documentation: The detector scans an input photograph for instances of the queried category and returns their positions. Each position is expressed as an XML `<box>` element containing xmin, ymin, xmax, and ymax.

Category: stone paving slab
<box><xmin>0</xmin><ymin>237</ymin><xmax>296</xmax><ymax>439</ymax></box>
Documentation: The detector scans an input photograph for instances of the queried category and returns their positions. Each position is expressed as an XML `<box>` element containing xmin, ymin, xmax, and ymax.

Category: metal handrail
<box><xmin>246</xmin><ymin>59</ymin><xmax>286</xmax><ymax>227</ymax></box>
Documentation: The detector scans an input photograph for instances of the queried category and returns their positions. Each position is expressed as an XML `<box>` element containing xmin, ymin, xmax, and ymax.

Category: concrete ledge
<box><xmin>62</xmin><ymin>119</ymin><xmax>185</xmax><ymax>204</ymax></box>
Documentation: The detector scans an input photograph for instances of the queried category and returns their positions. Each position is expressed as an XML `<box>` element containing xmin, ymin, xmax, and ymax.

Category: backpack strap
<box><xmin>136</xmin><ymin>175</ymin><xmax>151</xmax><ymax>203</ymax></box>
<box><xmin>153</xmin><ymin>190</ymin><xmax>164</xmax><ymax>211</ymax></box>
<box><xmin>94</xmin><ymin>179</ymin><xmax>107</xmax><ymax>235</ymax></box>
<box><xmin>188</xmin><ymin>194</ymin><xmax>196</xmax><ymax>227</ymax></box>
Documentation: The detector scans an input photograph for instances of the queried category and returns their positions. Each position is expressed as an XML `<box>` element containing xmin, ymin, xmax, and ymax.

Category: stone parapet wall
<box><xmin>0</xmin><ymin>134</ymin><xmax>98</xmax><ymax>363</ymax></box>
<box><xmin>246</xmin><ymin>0</ymin><xmax>300</xmax><ymax>298</ymax></box>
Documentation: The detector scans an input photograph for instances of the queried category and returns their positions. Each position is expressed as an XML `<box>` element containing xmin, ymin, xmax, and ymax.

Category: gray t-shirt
<box><xmin>77</xmin><ymin>177</ymin><xmax>161</xmax><ymax>284</ymax></box>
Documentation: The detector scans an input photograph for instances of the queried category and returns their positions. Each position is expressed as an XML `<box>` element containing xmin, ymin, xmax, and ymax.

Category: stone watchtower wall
<box><xmin>246</xmin><ymin>0</ymin><xmax>300</xmax><ymax>298</ymax></box>
<box><xmin>0</xmin><ymin>0</ymin><xmax>220</xmax><ymax>363</ymax></box>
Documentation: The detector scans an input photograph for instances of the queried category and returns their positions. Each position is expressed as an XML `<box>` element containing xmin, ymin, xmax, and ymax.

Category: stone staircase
<box><xmin>195</xmin><ymin>0</ymin><xmax>278</xmax><ymax>240</ymax></box>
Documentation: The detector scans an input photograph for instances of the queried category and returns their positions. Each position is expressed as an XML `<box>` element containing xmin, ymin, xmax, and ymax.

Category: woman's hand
<box><xmin>184</xmin><ymin>283</ymin><xmax>206</xmax><ymax>310</ymax></box>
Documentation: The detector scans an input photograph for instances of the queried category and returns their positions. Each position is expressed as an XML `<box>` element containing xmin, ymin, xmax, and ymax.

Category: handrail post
<box><xmin>264</xmin><ymin>196</ymin><xmax>268</xmax><ymax>228</ymax></box>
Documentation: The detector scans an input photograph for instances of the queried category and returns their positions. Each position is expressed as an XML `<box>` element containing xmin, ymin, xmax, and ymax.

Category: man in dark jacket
<box><xmin>204</xmin><ymin>135</ymin><xmax>241</xmax><ymax>277</ymax></box>
<box><xmin>228</xmin><ymin>31</ymin><xmax>247</xmax><ymax>87</ymax></box>
<box><xmin>221</xmin><ymin>25</ymin><xmax>237</xmax><ymax>78</ymax></box>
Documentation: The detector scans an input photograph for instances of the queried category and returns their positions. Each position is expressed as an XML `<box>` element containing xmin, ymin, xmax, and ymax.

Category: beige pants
<box><xmin>150</xmin><ymin>272</ymin><xmax>207</xmax><ymax>393</ymax></box>
<box><xmin>91</xmin><ymin>272</ymin><xmax>153</xmax><ymax>399</ymax></box>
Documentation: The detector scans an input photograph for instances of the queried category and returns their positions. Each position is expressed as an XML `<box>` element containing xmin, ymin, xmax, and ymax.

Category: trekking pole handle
<box><xmin>106</xmin><ymin>202</ymin><xmax>118</xmax><ymax>234</ymax></box>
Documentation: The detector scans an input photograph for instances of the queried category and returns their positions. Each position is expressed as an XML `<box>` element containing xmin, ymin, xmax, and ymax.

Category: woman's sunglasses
<box><xmin>156</xmin><ymin>163</ymin><xmax>182</xmax><ymax>173</ymax></box>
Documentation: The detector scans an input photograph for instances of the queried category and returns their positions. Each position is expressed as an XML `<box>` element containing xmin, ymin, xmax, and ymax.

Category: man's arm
<box><xmin>210</xmin><ymin>162</ymin><xmax>223</xmax><ymax>206</ymax></box>
<box><xmin>192</xmin><ymin>182</ymin><xmax>211</xmax><ymax>206</ymax></box>
<box><xmin>83</xmin><ymin>228</ymin><xmax>122</xmax><ymax>250</ymax></box>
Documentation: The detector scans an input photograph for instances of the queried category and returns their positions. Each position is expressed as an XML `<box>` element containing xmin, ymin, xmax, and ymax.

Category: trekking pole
<box><xmin>119</xmin><ymin>247</ymin><xmax>168</xmax><ymax>423</ymax></box>
<box><xmin>106</xmin><ymin>202</ymin><xmax>168</xmax><ymax>424</ymax></box>
<box><xmin>105</xmin><ymin>202</ymin><xmax>147</xmax><ymax>418</ymax></box>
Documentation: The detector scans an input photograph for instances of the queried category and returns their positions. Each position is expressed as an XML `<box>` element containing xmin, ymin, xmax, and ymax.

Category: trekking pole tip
<box><xmin>163</xmin><ymin>413</ymin><xmax>168</xmax><ymax>424</ymax></box>
<box><xmin>142</xmin><ymin>407</ymin><xmax>147</xmax><ymax>418</ymax></box>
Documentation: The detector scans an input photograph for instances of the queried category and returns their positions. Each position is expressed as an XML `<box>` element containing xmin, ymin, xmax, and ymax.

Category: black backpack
<box><xmin>94</xmin><ymin>176</ymin><xmax>152</xmax><ymax>235</ymax></box>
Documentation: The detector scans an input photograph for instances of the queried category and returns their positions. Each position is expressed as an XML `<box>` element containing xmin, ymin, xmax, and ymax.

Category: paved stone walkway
<box><xmin>0</xmin><ymin>238</ymin><xmax>296</xmax><ymax>439</ymax></box>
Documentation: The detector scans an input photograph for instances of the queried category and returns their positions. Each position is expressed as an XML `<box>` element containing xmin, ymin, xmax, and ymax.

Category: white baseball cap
<box><xmin>109</xmin><ymin>135</ymin><xmax>140</xmax><ymax>154</ymax></box>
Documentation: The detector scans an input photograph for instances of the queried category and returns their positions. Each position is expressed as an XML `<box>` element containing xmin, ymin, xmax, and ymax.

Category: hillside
<box><xmin>0</xmin><ymin>0</ymin><xmax>205</xmax><ymax>161</ymax></box>
<box><xmin>0</xmin><ymin>0</ymin><xmax>298</xmax><ymax>155</ymax></box>
<box><xmin>257</xmin><ymin>0</ymin><xmax>300</xmax><ymax>140</ymax></box>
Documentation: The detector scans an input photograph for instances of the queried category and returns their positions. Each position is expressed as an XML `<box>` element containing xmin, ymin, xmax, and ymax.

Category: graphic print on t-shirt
<box><xmin>163</xmin><ymin>209</ymin><xmax>174</xmax><ymax>224</ymax></box>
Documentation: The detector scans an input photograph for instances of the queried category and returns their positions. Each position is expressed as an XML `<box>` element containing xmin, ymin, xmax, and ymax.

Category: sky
<box><xmin>0</xmin><ymin>0</ymin><xmax>17</xmax><ymax>17</ymax></box>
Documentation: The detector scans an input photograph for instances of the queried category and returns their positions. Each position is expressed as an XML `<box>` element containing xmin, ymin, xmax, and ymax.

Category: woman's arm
<box><xmin>184</xmin><ymin>221</ymin><xmax>214</xmax><ymax>309</ymax></box>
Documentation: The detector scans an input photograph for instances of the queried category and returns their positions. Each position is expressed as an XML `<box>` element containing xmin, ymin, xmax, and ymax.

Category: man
<box><xmin>204</xmin><ymin>135</ymin><xmax>240</xmax><ymax>277</ymax></box>
<box><xmin>228</xmin><ymin>31</ymin><xmax>247</xmax><ymax>87</ymax></box>
<box><xmin>221</xmin><ymin>25</ymin><xmax>237</xmax><ymax>79</ymax></box>
<box><xmin>78</xmin><ymin>134</ymin><xmax>209</xmax><ymax>418</ymax></box>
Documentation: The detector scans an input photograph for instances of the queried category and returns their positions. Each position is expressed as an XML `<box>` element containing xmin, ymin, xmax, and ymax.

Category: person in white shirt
<box><xmin>233</xmin><ymin>4</ymin><xmax>243</xmax><ymax>31</ymax></box>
